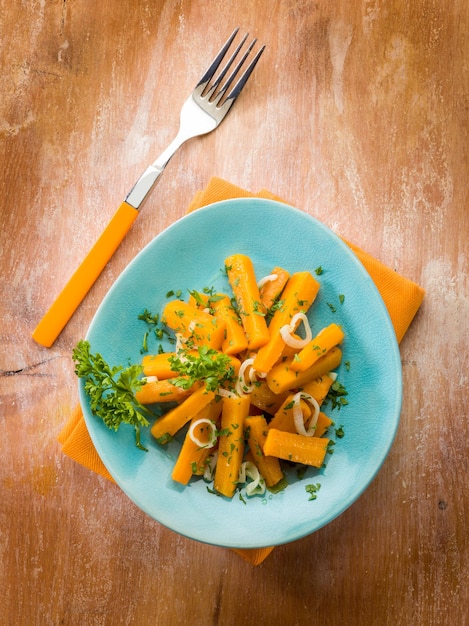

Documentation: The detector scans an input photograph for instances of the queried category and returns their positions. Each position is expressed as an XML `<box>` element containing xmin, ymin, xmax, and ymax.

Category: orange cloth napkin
<box><xmin>58</xmin><ymin>177</ymin><xmax>425</xmax><ymax>566</ymax></box>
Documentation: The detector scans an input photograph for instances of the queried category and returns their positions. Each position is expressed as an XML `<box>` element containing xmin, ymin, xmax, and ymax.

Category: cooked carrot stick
<box><xmin>142</xmin><ymin>350</ymin><xmax>241</xmax><ymax>379</ymax></box>
<box><xmin>290</xmin><ymin>323</ymin><xmax>344</xmax><ymax>372</ymax></box>
<box><xmin>213</xmin><ymin>393</ymin><xmax>250</xmax><ymax>498</ymax></box>
<box><xmin>263</xmin><ymin>429</ymin><xmax>330</xmax><ymax>467</ymax></box>
<box><xmin>253</xmin><ymin>271</ymin><xmax>320</xmax><ymax>374</ymax></box>
<box><xmin>266</xmin><ymin>346</ymin><xmax>342</xmax><ymax>395</ymax></box>
<box><xmin>268</xmin><ymin>395</ymin><xmax>313</xmax><ymax>432</ymax></box>
<box><xmin>162</xmin><ymin>300</ymin><xmax>226</xmax><ymax>350</ymax></box>
<box><xmin>151</xmin><ymin>386</ymin><xmax>216</xmax><ymax>445</ymax></box>
<box><xmin>142</xmin><ymin>353</ymin><xmax>180</xmax><ymax>379</ymax></box>
<box><xmin>300</xmin><ymin>374</ymin><xmax>335</xmax><ymax>406</ymax></box>
<box><xmin>249</xmin><ymin>380</ymin><xmax>288</xmax><ymax>415</ymax></box>
<box><xmin>171</xmin><ymin>400</ymin><xmax>222</xmax><ymax>485</ymax></box>
<box><xmin>258</xmin><ymin>266</ymin><xmax>290</xmax><ymax>310</ymax></box>
<box><xmin>268</xmin><ymin>373</ymin><xmax>334</xmax><ymax>433</ymax></box>
<box><xmin>225</xmin><ymin>254</ymin><xmax>270</xmax><ymax>350</ymax></box>
<box><xmin>245</xmin><ymin>415</ymin><xmax>284</xmax><ymax>487</ymax></box>
<box><xmin>210</xmin><ymin>293</ymin><xmax>249</xmax><ymax>355</ymax></box>
<box><xmin>135</xmin><ymin>378</ymin><xmax>197</xmax><ymax>404</ymax></box>
<box><xmin>313</xmin><ymin>413</ymin><xmax>333</xmax><ymax>438</ymax></box>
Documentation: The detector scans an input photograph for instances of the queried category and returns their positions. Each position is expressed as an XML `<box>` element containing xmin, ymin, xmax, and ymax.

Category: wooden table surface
<box><xmin>2</xmin><ymin>2</ymin><xmax>468</xmax><ymax>625</ymax></box>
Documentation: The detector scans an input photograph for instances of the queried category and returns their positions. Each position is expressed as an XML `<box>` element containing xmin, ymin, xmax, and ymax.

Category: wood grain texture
<box><xmin>1</xmin><ymin>1</ymin><xmax>468</xmax><ymax>624</ymax></box>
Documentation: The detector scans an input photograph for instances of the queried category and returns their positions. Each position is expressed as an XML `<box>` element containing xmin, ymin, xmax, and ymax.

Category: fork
<box><xmin>32</xmin><ymin>28</ymin><xmax>264</xmax><ymax>348</ymax></box>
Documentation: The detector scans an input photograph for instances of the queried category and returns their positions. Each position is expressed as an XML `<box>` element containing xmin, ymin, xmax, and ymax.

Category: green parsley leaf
<box><xmin>335</xmin><ymin>424</ymin><xmax>345</xmax><ymax>438</ymax></box>
<box><xmin>72</xmin><ymin>340</ymin><xmax>150</xmax><ymax>451</ymax></box>
<box><xmin>138</xmin><ymin>309</ymin><xmax>160</xmax><ymax>325</ymax></box>
<box><xmin>305</xmin><ymin>483</ymin><xmax>321</xmax><ymax>500</ymax></box>
<box><xmin>325</xmin><ymin>379</ymin><xmax>349</xmax><ymax>410</ymax></box>
<box><xmin>168</xmin><ymin>345</ymin><xmax>235</xmax><ymax>392</ymax></box>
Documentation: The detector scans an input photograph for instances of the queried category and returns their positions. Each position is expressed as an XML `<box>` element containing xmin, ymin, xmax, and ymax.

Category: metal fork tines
<box><xmin>126</xmin><ymin>28</ymin><xmax>264</xmax><ymax>209</ymax></box>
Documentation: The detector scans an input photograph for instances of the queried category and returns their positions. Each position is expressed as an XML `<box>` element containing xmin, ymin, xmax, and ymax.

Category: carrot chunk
<box><xmin>290</xmin><ymin>323</ymin><xmax>344</xmax><ymax>372</ymax></box>
<box><xmin>258</xmin><ymin>266</ymin><xmax>290</xmax><ymax>310</ymax></box>
<box><xmin>225</xmin><ymin>254</ymin><xmax>270</xmax><ymax>350</ymax></box>
<box><xmin>162</xmin><ymin>300</ymin><xmax>226</xmax><ymax>350</ymax></box>
<box><xmin>214</xmin><ymin>394</ymin><xmax>250</xmax><ymax>497</ymax></box>
<box><xmin>151</xmin><ymin>386</ymin><xmax>215</xmax><ymax>444</ymax></box>
<box><xmin>263</xmin><ymin>429</ymin><xmax>330</xmax><ymax>468</ymax></box>
<box><xmin>171</xmin><ymin>401</ymin><xmax>222</xmax><ymax>485</ymax></box>
<box><xmin>253</xmin><ymin>271</ymin><xmax>320</xmax><ymax>375</ymax></box>
<box><xmin>245</xmin><ymin>415</ymin><xmax>284</xmax><ymax>487</ymax></box>
<box><xmin>266</xmin><ymin>346</ymin><xmax>342</xmax><ymax>395</ymax></box>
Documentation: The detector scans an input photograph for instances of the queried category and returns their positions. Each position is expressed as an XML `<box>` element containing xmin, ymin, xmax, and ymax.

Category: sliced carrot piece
<box><xmin>258</xmin><ymin>266</ymin><xmax>290</xmax><ymax>310</ymax></box>
<box><xmin>214</xmin><ymin>394</ymin><xmax>250</xmax><ymax>497</ymax></box>
<box><xmin>253</xmin><ymin>271</ymin><xmax>320</xmax><ymax>375</ymax></box>
<box><xmin>245</xmin><ymin>415</ymin><xmax>284</xmax><ymax>487</ymax></box>
<box><xmin>151</xmin><ymin>386</ymin><xmax>215</xmax><ymax>444</ymax></box>
<box><xmin>290</xmin><ymin>323</ymin><xmax>344</xmax><ymax>372</ymax></box>
<box><xmin>266</xmin><ymin>346</ymin><xmax>342</xmax><ymax>395</ymax></box>
<box><xmin>225</xmin><ymin>254</ymin><xmax>270</xmax><ymax>350</ymax></box>
<box><xmin>263</xmin><ymin>429</ymin><xmax>330</xmax><ymax>467</ymax></box>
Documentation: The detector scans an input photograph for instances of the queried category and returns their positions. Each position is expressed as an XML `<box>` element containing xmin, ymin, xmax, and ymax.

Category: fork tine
<box><xmin>211</xmin><ymin>37</ymin><xmax>257</xmax><ymax>104</ymax></box>
<box><xmin>197</xmin><ymin>28</ymin><xmax>240</xmax><ymax>88</ymax></box>
<box><xmin>221</xmin><ymin>43</ymin><xmax>265</xmax><ymax>104</ymax></box>
<box><xmin>205</xmin><ymin>32</ymin><xmax>250</xmax><ymax>98</ymax></box>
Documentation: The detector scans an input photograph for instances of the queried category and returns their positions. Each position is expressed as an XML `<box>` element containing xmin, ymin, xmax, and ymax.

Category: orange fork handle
<box><xmin>32</xmin><ymin>201</ymin><xmax>139</xmax><ymax>348</ymax></box>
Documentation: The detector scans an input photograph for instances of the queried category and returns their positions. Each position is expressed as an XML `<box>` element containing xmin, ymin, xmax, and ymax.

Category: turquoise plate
<box><xmin>80</xmin><ymin>198</ymin><xmax>402</xmax><ymax>549</ymax></box>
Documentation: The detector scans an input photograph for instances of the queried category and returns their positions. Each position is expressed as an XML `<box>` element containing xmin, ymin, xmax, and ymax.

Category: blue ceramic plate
<box><xmin>80</xmin><ymin>198</ymin><xmax>402</xmax><ymax>548</ymax></box>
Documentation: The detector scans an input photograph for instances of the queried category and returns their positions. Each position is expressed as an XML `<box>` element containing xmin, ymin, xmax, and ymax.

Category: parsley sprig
<box><xmin>168</xmin><ymin>345</ymin><xmax>235</xmax><ymax>392</ymax></box>
<box><xmin>73</xmin><ymin>340</ymin><xmax>151</xmax><ymax>451</ymax></box>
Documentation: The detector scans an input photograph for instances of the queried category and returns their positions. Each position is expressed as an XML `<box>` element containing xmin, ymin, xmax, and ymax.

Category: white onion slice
<box><xmin>292</xmin><ymin>391</ymin><xmax>320</xmax><ymax>437</ymax></box>
<box><xmin>279</xmin><ymin>312</ymin><xmax>313</xmax><ymax>349</ymax></box>
<box><xmin>257</xmin><ymin>273</ymin><xmax>278</xmax><ymax>289</ymax></box>
<box><xmin>188</xmin><ymin>418</ymin><xmax>217</xmax><ymax>449</ymax></box>
<box><xmin>203</xmin><ymin>452</ymin><xmax>218</xmax><ymax>481</ymax></box>
<box><xmin>217</xmin><ymin>387</ymin><xmax>239</xmax><ymax>399</ymax></box>
<box><xmin>235</xmin><ymin>357</ymin><xmax>257</xmax><ymax>395</ymax></box>
<box><xmin>238</xmin><ymin>461</ymin><xmax>266</xmax><ymax>496</ymax></box>
<box><xmin>175</xmin><ymin>332</ymin><xmax>188</xmax><ymax>358</ymax></box>
<box><xmin>327</xmin><ymin>371</ymin><xmax>338</xmax><ymax>382</ymax></box>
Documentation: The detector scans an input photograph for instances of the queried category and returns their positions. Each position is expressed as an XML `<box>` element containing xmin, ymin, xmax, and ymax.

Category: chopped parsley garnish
<box><xmin>335</xmin><ymin>424</ymin><xmax>345</xmax><ymax>438</ymax></box>
<box><xmin>325</xmin><ymin>380</ymin><xmax>349</xmax><ymax>410</ymax></box>
<box><xmin>188</xmin><ymin>288</ymin><xmax>224</xmax><ymax>312</ymax></box>
<box><xmin>305</xmin><ymin>483</ymin><xmax>321</xmax><ymax>500</ymax></box>
<box><xmin>138</xmin><ymin>308</ymin><xmax>163</xmax><ymax>353</ymax></box>
<box><xmin>138</xmin><ymin>309</ymin><xmax>160</xmax><ymax>325</ymax></box>
<box><xmin>72</xmin><ymin>340</ymin><xmax>150</xmax><ymax>451</ymax></box>
<box><xmin>266</xmin><ymin>297</ymin><xmax>284</xmax><ymax>323</ymax></box>
<box><xmin>166</xmin><ymin>289</ymin><xmax>183</xmax><ymax>298</ymax></box>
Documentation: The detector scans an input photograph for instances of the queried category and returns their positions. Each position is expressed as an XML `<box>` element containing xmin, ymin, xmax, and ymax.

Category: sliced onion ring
<box><xmin>257</xmin><ymin>273</ymin><xmax>278</xmax><ymax>289</ymax></box>
<box><xmin>279</xmin><ymin>312</ymin><xmax>312</xmax><ymax>349</ymax></box>
<box><xmin>292</xmin><ymin>391</ymin><xmax>320</xmax><ymax>437</ymax></box>
<box><xmin>217</xmin><ymin>387</ymin><xmax>239</xmax><ymax>399</ymax></box>
<box><xmin>235</xmin><ymin>357</ymin><xmax>257</xmax><ymax>395</ymax></box>
<box><xmin>188</xmin><ymin>418</ymin><xmax>217</xmax><ymax>449</ymax></box>
<box><xmin>238</xmin><ymin>461</ymin><xmax>266</xmax><ymax>496</ymax></box>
